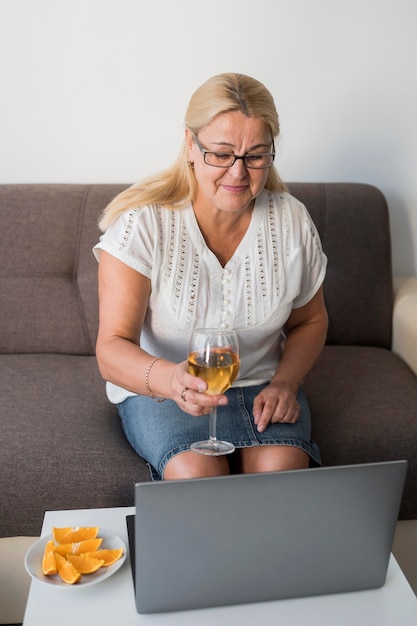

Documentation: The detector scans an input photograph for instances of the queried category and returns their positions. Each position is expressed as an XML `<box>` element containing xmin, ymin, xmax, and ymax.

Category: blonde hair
<box><xmin>99</xmin><ymin>73</ymin><xmax>287</xmax><ymax>231</ymax></box>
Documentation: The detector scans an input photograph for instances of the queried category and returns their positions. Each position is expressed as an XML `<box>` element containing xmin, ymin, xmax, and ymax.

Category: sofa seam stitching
<box><xmin>73</xmin><ymin>185</ymin><xmax>95</xmax><ymax>355</ymax></box>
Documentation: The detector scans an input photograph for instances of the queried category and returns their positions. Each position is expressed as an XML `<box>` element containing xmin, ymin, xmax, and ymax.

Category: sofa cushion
<box><xmin>0</xmin><ymin>184</ymin><xmax>128</xmax><ymax>355</ymax></box>
<box><xmin>0</xmin><ymin>354</ymin><xmax>149</xmax><ymax>537</ymax></box>
<box><xmin>304</xmin><ymin>345</ymin><xmax>417</xmax><ymax>519</ymax></box>
<box><xmin>289</xmin><ymin>183</ymin><xmax>393</xmax><ymax>348</ymax></box>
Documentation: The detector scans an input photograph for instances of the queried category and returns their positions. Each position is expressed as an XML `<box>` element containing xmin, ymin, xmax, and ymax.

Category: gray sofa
<box><xmin>1</xmin><ymin>182</ymin><xmax>416</xmax><ymax>539</ymax></box>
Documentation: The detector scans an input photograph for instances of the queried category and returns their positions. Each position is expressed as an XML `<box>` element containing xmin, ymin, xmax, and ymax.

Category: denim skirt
<box><xmin>117</xmin><ymin>383</ymin><xmax>321</xmax><ymax>480</ymax></box>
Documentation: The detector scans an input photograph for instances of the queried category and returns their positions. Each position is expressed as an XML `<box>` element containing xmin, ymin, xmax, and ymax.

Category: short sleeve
<box><xmin>93</xmin><ymin>208</ymin><xmax>156</xmax><ymax>279</ymax></box>
<box><xmin>292</xmin><ymin>204</ymin><xmax>327</xmax><ymax>308</ymax></box>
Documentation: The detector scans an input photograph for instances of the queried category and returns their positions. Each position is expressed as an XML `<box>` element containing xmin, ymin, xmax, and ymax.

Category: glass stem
<box><xmin>209</xmin><ymin>405</ymin><xmax>218</xmax><ymax>443</ymax></box>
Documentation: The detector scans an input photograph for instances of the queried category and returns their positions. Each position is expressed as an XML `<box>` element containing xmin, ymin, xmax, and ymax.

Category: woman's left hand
<box><xmin>252</xmin><ymin>287</ymin><xmax>328</xmax><ymax>434</ymax></box>
<box><xmin>252</xmin><ymin>381</ymin><xmax>300</xmax><ymax>433</ymax></box>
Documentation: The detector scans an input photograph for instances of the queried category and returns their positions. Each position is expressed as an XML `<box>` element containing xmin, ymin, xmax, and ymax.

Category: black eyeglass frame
<box><xmin>192</xmin><ymin>133</ymin><xmax>275</xmax><ymax>169</ymax></box>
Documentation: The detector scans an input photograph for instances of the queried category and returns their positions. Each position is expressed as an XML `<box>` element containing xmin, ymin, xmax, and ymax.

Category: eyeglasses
<box><xmin>192</xmin><ymin>133</ymin><xmax>275</xmax><ymax>169</ymax></box>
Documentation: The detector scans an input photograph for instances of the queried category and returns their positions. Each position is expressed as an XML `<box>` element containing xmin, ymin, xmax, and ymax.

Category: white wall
<box><xmin>1</xmin><ymin>0</ymin><xmax>416</xmax><ymax>275</ymax></box>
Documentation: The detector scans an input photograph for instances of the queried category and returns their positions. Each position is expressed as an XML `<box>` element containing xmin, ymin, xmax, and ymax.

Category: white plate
<box><xmin>25</xmin><ymin>528</ymin><xmax>127</xmax><ymax>588</ymax></box>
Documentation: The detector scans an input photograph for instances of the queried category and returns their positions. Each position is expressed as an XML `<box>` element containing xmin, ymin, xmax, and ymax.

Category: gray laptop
<box><xmin>128</xmin><ymin>460</ymin><xmax>407</xmax><ymax>614</ymax></box>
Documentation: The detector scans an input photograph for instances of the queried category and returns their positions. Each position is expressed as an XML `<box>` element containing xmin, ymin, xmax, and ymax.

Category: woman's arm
<box><xmin>253</xmin><ymin>286</ymin><xmax>328</xmax><ymax>432</ymax></box>
<box><xmin>95</xmin><ymin>251</ymin><xmax>226</xmax><ymax>413</ymax></box>
<box><xmin>95</xmin><ymin>251</ymin><xmax>156</xmax><ymax>395</ymax></box>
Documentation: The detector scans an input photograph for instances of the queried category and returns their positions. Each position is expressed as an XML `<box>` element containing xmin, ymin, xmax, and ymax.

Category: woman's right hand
<box><xmin>168</xmin><ymin>360</ymin><xmax>228</xmax><ymax>416</ymax></box>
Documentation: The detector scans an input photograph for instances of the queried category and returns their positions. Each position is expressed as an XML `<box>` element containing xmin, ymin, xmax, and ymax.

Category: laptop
<box><xmin>126</xmin><ymin>460</ymin><xmax>407</xmax><ymax>614</ymax></box>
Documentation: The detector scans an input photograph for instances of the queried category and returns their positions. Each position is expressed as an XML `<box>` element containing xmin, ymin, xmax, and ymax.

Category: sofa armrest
<box><xmin>0</xmin><ymin>536</ymin><xmax>39</xmax><ymax>624</ymax></box>
<box><xmin>392</xmin><ymin>276</ymin><xmax>417</xmax><ymax>376</ymax></box>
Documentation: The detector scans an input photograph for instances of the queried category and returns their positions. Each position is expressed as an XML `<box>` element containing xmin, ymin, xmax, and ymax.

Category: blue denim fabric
<box><xmin>117</xmin><ymin>384</ymin><xmax>321</xmax><ymax>480</ymax></box>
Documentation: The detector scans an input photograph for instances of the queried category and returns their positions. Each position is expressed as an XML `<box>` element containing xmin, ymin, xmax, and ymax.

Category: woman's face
<box><xmin>187</xmin><ymin>111</ymin><xmax>273</xmax><ymax>215</ymax></box>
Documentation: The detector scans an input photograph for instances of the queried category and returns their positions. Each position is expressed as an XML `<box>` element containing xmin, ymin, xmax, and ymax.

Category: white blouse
<box><xmin>93</xmin><ymin>190</ymin><xmax>327</xmax><ymax>404</ymax></box>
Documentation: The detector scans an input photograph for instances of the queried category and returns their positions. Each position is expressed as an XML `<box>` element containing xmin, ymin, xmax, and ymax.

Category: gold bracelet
<box><xmin>144</xmin><ymin>357</ymin><xmax>166</xmax><ymax>402</ymax></box>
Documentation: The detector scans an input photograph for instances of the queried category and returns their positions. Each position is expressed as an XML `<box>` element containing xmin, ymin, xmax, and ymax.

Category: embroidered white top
<box><xmin>93</xmin><ymin>190</ymin><xmax>327</xmax><ymax>404</ymax></box>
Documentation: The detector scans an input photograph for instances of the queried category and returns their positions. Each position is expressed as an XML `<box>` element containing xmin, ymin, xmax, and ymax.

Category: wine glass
<box><xmin>188</xmin><ymin>328</ymin><xmax>240</xmax><ymax>455</ymax></box>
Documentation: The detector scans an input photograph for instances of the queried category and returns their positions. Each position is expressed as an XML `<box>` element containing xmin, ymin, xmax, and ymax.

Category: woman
<box><xmin>94</xmin><ymin>72</ymin><xmax>328</xmax><ymax>481</ymax></box>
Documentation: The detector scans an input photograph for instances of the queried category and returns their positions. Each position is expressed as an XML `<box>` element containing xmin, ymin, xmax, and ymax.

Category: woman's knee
<box><xmin>163</xmin><ymin>450</ymin><xmax>230</xmax><ymax>480</ymax></box>
<box><xmin>240</xmin><ymin>445</ymin><xmax>309</xmax><ymax>474</ymax></box>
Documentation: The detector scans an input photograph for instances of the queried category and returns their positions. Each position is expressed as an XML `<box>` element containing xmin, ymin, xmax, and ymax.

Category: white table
<box><xmin>23</xmin><ymin>506</ymin><xmax>417</xmax><ymax>625</ymax></box>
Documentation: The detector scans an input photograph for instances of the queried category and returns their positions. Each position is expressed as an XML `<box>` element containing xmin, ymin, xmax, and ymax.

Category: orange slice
<box><xmin>54</xmin><ymin>537</ymin><xmax>103</xmax><ymax>556</ymax></box>
<box><xmin>52</xmin><ymin>526</ymin><xmax>99</xmax><ymax>545</ymax></box>
<box><xmin>42</xmin><ymin>540</ymin><xmax>57</xmax><ymax>575</ymax></box>
<box><xmin>84</xmin><ymin>548</ymin><xmax>124</xmax><ymax>566</ymax></box>
<box><xmin>66</xmin><ymin>554</ymin><xmax>105</xmax><ymax>574</ymax></box>
<box><xmin>55</xmin><ymin>553</ymin><xmax>81</xmax><ymax>585</ymax></box>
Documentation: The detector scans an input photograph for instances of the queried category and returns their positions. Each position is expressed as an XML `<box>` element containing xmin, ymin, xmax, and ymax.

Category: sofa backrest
<box><xmin>288</xmin><ymin>183</ymin><xmax>393</xmax><ymax>348</ymax></box>
<box><xmin>0</xmin><ymin>182</ymin><xmax>393</xmax><ymax>355</ymax></box>
<box><xmin>0</xmin><ymin>184</ymin><xmax>127</xmax><ymax>355</ymax></box>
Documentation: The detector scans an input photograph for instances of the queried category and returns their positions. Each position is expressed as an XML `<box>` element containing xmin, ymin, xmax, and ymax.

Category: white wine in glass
<box><xmin>188</xmin><ymin>328</ymin><xmax>240</xmax><ymax>455</ymax></box>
